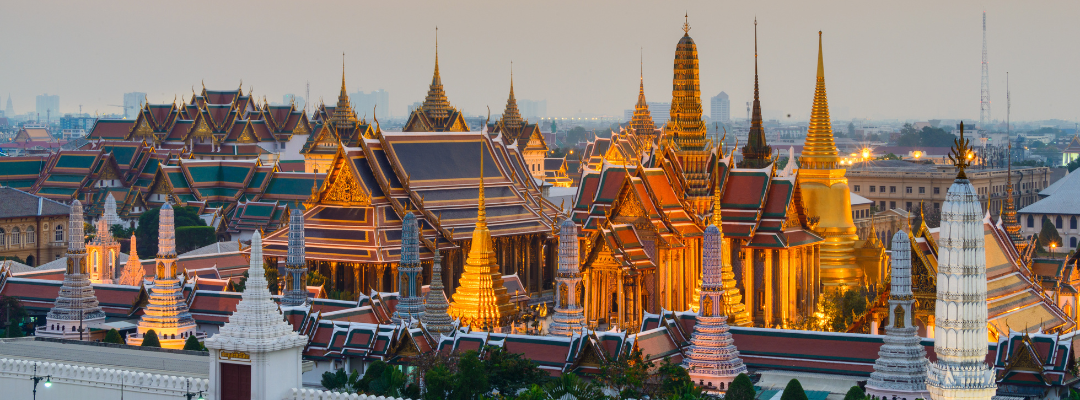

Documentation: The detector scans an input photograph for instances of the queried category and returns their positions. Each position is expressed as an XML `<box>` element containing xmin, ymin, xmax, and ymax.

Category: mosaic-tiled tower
<box><xmin>926</xmin><ymin>124</ymin><xmax>996</xmax><ymax>400</ymax></box>
<box><xmin>117</xmin><ymin>234</ymin><xmax>145</xmax><ymax>286</ymax></box>
<box><xmin>867</xmin><ymin>230</ymin><xmax>930</xmax><ymax>400</ymax></box>
<box><xmin>550</xmin><ymin>219</ymin><xmax>585</xmax><ymax>337</ymax></box>
<box><xmin>421</xmin><ymin>249</ymin><xmax>455</xmax><ymax>337</ymax></box>
<box><xmin>129</xmin><ymin>203</ymin><xmax>202</xmax><ymax>348</ymax></box>
<box><xmin>38</xmin><ymin>200</ymin><xmax>106</xmax><ymax>340</ymax></box>
<box><xmin>393</xmin><ymin>212</ymin><xmax>424</xmax><ymax>323</ymax></box>
<box><xmin>87</xmin><ymin>217</ymin><xmax>120</xmax><ymax>284</ymax></box>
<box><xmin>681</xmin><ymin>222</ymin><xmax>748</xmax><ymax>392</ymax></box>
<box><xmin>103</xmin><ymin>192</ymin><xmax>120</xmax><ymax>228</ymax></box>
<box><xmin>281</xmin><ymin>204</ymin><xmax>308</xmax><ymax>307</ymax></box>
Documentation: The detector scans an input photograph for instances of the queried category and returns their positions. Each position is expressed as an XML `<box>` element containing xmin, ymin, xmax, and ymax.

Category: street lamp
<box><xmin>184</xmin><ymin>378</ymin><xmax>205</xmax><ymax>400</ymax></box>
<box><xmin>30</xmin><ymin>363</ymin><xmax>52</xmax><ymax>400</ymax></box>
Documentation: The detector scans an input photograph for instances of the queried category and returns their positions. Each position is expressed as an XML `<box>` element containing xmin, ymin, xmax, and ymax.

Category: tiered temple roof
<box><xmin>403</xmin><ymin>38</ymin><xmax>469</xmax><ymax>133</ymax></box>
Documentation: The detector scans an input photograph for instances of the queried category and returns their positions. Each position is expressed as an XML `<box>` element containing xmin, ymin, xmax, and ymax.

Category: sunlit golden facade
<box><xmin>664</xmin><ymin>16</ymin><xmax>711</xmax><ymax>215</ymax></box>
<box><xmin>796</xmin><ymin>33</ymin><xmax>863</xmax><ymax>288</ymax></box>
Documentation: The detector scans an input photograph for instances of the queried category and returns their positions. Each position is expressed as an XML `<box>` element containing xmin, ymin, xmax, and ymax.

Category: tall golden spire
<box><xmin>500</xmin><ymin>62</ymin><xmax>524</xmax><ymax>137</ymax></box>
<box><xmin>800</xmin><ymin>31</ymin><xmax>840</xmax><ymax>169</ymax></box>
<box><xmin>630</xmin><ymin>49</ymin><xmax>655</xmax><ymax>141</ymax></box>
<box><xmin>795</xmin><ymin>31</ymin><xmax>862</xmax><ymax>289</ymax></box>
<box><xmin>423</xmin><ymin>27</ymin><xmax>452</xmax><ymax>120</ymax></box>
<box><xmin>666</xmin><ymin>13</ymin><xmax>707</xmax><ymax>151</ymax></box>
<box><xmin>331</xmin><ymin>53</ymin><xmax>358</xmax><ymax>129</ymax></box>
<box><xmin>1001</xmin><ymin>74</ymin><xmax>1023</xmax><ymax>249</ymax></box>
<box><xmin>740</xmin><ymin>18</ymin><xmax>772</xmax><ymax>168</ymax></box>
<box><xmin>448</xmin><ymin>138</ymin><xmax>515</xmax><ymax>331</ymax></box>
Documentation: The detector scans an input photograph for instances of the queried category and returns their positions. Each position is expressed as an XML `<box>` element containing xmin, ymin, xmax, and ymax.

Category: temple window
<box><xmin>854</xmin><ymin>185</ymin><xmax>860</xmax><ymax>192</ymax></box>
<box><xmin>906</xmin><ymin>187</ymin><xmax>912</xmax><ymax>194</ymax></box>
<box><xmin>25</xmin><ymin>227</ymin><xmax>34</xmax><ymax>244</ymax></box>
<box><xmin>11</xmin><ymin>228</ymin><xmax>19</xmax><ymax>245</ymax></box>
<box><xmin>934</xmin><ymin>187</ymin><xmax>940</xmax><ymax>194</ymax></box>
<box><xmin>0</xmin><ymin>228</ymin><xmax>5</xmax><ymax>246</ymax></box>
<box><xmin>1057</xmin><ymin>216</ymin><xmax>1064</xmax><ymax>229</ymax></box>
<box><xmin>919</xmin><ymin>187</ymin><xmax>925</xmax><ymax>194</ymax></box>
<box><xmin>889</xmin><ymin>186</ymin><xmax>896</xmax><ymax>193</ymax></box>
<box><xmin>1071</xmin><ymin>217</ymin><xmax>1077</xmax><ymax>230</ymax></box>
<box><xmin>55</xmin><ymin>225</ymin><xmax>63</xmax><ymax>242</ymax></box>
<box><xmin>1028</xmin><ymin>215</ymin><xmax>1035</xmax><ymax>228</ymax></box>
<box><xmin>1071</xmin><ymin>237</ymin><xmax>1077</xmax><ymax>248</ymax></box>
<box><xmin>869</xmin><ymin>186</ymin><xmax>875</xmax><ymax>193</ymax></box>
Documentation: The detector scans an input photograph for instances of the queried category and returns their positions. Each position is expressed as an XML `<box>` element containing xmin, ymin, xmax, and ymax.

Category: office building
<box><xmin>711</xmin><ymin>91</ymin><xmax>730</xmax><ymax>123</ymax></box>
<box><xmin>36</xmin><ymin>94</ymin><xmax>60</xmax><ymax>121</ymax></box>
<box><xmin>519</xmin><ymin>99</ymin><xmax>547</xmax><ymax>120</ymax></box>
<box><xmin>122</xmin><ymin>92</ymin><xmax>146</xmax><ymax>119</ymax></box>
<box><xmin>349</xmin><ymin>89</ymin><xmax>389</xmax><ymax>120</ymax></box>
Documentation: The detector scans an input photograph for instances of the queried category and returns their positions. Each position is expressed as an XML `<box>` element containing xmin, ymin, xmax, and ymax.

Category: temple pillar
<box><xmin>870</xmin><ymin>313</ymin><xmax>879</xmax><ymax>335</ymax></box>
<box><xmin>330</xmin><ymin>261</ymin><xmax>338</xmax><ymax>293</ymax></box>
<box><xmin>354</xmin><ymin>263</ymin><xmax>362</xmax><ymax>297</ymax></box>
<box><xmin>616</xmin><ymin>269</ymin><xmax>625</xmax><ymax>329</ymax></box>
<box><xmin>391</xmin><ymin>264</ymin><xmax>399</xmax><ymax>293</ymax></box>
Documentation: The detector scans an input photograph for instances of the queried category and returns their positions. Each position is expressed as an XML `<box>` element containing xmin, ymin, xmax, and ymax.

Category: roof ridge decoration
<box><xmin>205</xmin><ymin>231</ymin><xmax>308</xmax><ymax>353</ymax></box>
<box><xmin>948</xmin><ymin>122</ymin><xmax>974</xmax><ymax>180</ymax></box>
<box><xmin>630</xmin><ymin>50</ymin><xmax>657</xmax><ymax>147</ymax></box>
<box><xmin>118</xmin><ymin>234</ymin><xmax>145</xmax><ymax>286</ymax></box>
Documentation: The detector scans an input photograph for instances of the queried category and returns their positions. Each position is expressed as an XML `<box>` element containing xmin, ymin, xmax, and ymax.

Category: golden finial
<box><xmin>949</xmin><ymin>121</ymin><xmax>973</xmax><ymax>179</ymax></box>
<box><xmin>682</xmin><ymin>12</ymin><xmax>690</xmax><ymax>34</ymax></box>
<box><xmin>478</xmin><ymin>129</ymin><xmax>487</xmax><ymax>225</ymax></box>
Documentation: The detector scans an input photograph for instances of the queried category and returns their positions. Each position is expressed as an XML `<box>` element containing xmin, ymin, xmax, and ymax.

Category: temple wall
<box><xmin>0</xmin><ymin>358</ymin><xmax>208</xmax><ymax>400</ymax></box>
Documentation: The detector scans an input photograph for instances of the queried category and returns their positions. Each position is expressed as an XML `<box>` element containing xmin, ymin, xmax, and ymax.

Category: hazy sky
<box><xmin>2</xmin><ymin>0</ymin><xmax>1078</xmax><ymax>122</ymax></box>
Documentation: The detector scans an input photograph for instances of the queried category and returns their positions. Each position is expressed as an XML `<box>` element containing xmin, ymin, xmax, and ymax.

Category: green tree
<box><xmin>110</xmin><ymin>224</ymin><xmax>135</xmax><ymax>239</ymax></box>
<box><xmin>183</xmin><ymin>334</ymin><xmax>206</xmax><ymax>351</ymax></box>
<box><xmin>1068</xmin><ymin>157</ymin><xmax>1080</xmax><ymax>173</ymax></box>
<box><xmin>0</xmin><ymin>295</ymin><xmax>27</xmax><ymax>334</ymax></box>
<box><xmin>141</xmin><ymin>329</ymin><xmax>161</xmax><ymax>347</ymax></box>
<box><xmin>598</xmin><ymin>346</ymin><xmax>652</xmax><ymax>399</ymax></box>
<box><xmin>844</xmin><ymin>385</ymin><xmax>865</xmax><ymax>400</ymax></box>
<box><xmin>320</xmin><ymin>368</ymin><xmax>359</xmax><ymax>392</ymax></box>
<box><xmin>175</xmin><ymin>226</ymin><xmax>216</xmax><ymax>253</ymax></box>
<box><xmin>780</xmin><ymin>379</ymin><xmax>808</xmax><ymax>400</ymax></box>
<box><xmin>543</xmin><ymin>372</ymin><xmax>604</xmax><ymax>400</ymax></box>
<box><xmin>135</xmin><ymin>205</ymin><xmax>209</xmax><ymax>257</ymax></box>
<box><xmin>422</xmin><ymin>364</ymin><xmax>454</xmax><ymax>400</ymax></box>
<box><xmin>726</xmin><ymin>373</ymin><xmax>756</xmax><ymax>400</ymax></box>
<box><xmin>485</xmin><ymin>345</ymin><xmax>548</xmax><ymax>396</ymax></box>
<box><xmin>1039</xmin><ymin>216</ymin><xmax>1064</xmax><ymax>252</ymax></box>
<box><xmin>0</xmin><ymin>255</ymin><xmax>27</xmax><ymax>264</ymax></box>
<box><xmin>357</xmin><ymin>360</ymin><xmax>389</xmax><ymax>393</ymax></box>
<box><xmin>103</xmin><ymin>328</ymin><xmax>124</xmax><ymax>344</ymax></box>
<box><xmin>454</xmin><ymin>351</ymin><xmax>490</xmax><ymax>399</ymax></box>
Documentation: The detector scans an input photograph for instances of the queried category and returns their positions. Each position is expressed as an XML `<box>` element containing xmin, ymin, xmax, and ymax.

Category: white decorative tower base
<box><xmin>866</xmin><ymin>231</ymin><xmax>929</xmax><ymax>400</ymax></box>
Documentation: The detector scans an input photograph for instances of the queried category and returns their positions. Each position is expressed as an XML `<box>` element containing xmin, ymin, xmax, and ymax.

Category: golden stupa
<box><xmin>448</xmin><ymin>140</ymin><xmax>516</xmax><ymax>331</ymax></box>
<box><xmin>796</xmin><ymin>32</ymin><xmax>862</xmax><ymax>288</ymax></box>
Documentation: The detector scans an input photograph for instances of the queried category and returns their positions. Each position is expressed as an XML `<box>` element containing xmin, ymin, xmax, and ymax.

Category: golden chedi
<box><xmin>796</xmin><ymin>32</ymin><xmax>861</xmax><ymax>288</ymax></box>
<box><xmin>448</xmin><ymin>140</ymin><xmax>516</xmax><ymax>331</ymax></box>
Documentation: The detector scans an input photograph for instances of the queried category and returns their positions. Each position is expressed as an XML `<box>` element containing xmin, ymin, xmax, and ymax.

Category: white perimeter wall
<box><xmin>0</xmin><ymin>358</ymin><xmax>209</xmax><ymax>400</ymax></box>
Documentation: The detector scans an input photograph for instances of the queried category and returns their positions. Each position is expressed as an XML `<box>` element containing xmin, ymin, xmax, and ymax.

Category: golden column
<box><xmin>796</xmin><ymin>32</ymin><xmax>861</xmax><ymax>288</ymax></box>
<box><xmin>448</xmin><ymin>139</ymin><xmax>516</xmax><ymax>331</ymax></box>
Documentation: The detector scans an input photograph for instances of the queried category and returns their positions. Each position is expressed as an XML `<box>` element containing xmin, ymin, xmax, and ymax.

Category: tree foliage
<box><xmin>1038</xmin><ymin>216</ymin><xmax>1064</xmax><ymax>252</ymax></box>
<box><xmin>321</xmin><ymin>368</ymin><xmax>360</xmax><ymax>393</ymax></box>
<box><xmin>896</xmin><ymin>124</ymin><xmax>956</xmax><ymax>148</ymax></box>
<box><xmin>110</xmin><ymin>224</ymin><xmax>135</xmax><ymax>239</ymax></box>
<box><xmin>141</xmin><ymin>329</ymin><xmax>161</xmax><ymax>347</ymax></box>
<box><xmin>726</xmin><ymin>373</ymin><xmax>756</xmax><ymax>400</ymax></box>
<box><xmin>103</xmin><ymin>329</ymin><xmax>124</xmax><ymax>344</ymax></box>
<box><xmin>598</xmin><ymin>346</ymin><xmax>652</xmax><ymax>399</ymax></box>
<box><xmin>183</xmin><ymin>334</ymin><xmax>206</xmax><ymax>351</ymax></box>
<box><xmin>135</xmin><ymin>205</ymin><xmax>209</xmax><ymax>257</ymax></box>
<box><xmin>844</xmin><ymin>386</ymin><xmax>865</xmax><ymax>400</ymax></box>
<box><xmin>175</xmin><ymin>226</ymin><xmax>216</xmax><ymax>254</ymax></box>
<box><xmin>780</xmin><ymin>379</ymin><xmax>808</xmax><ymax>400</ymax></box>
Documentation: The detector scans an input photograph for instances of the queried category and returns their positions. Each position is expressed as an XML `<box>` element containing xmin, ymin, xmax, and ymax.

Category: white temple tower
<box><xmin>550</xmin><ymin>218</ymin><xmax>585</xmax><ymax>337</ymax></box>
<box><xmin>206</xmin><ymin>231</ymin><xmax>308</xmax><ymax>400</ymax></box>
<box><xmin>681</xmin><ymin>221</ymin><xmax>748</xmax><ymax>393</ymax></box>
<box><xmin>280</xmin><ymin>204</ymin><xmax>308</xmax><ymax>307</ymax></box>
<box><xmin>117</xmin><ymin>234</ymin><xmax>145</xmax><ymax>286</ymax></box>
<box><xmin>102</xmin><ymin>192</ymin><xmax>120</xmax><ymax>228</ymax></box>
<box><xmin>866</xmin><ymin>230</ymin><xmax>929</xmax><ymax>400</ymax></box>
<box><xmin>38</xmin><ymin>200</ymin><xmax>107</xmax><ymax>340</ymax></box>
<box><xmin>926</xmin><ymin>125</ymin><xmax>996</xmax><ymax>400</ymax></box>
<box><xmin>393</xmin><ymin>212</ymin><xmax>424</xmax><ymax>323</ymax></box>
<box><xmin>128</xmin><ymin>203</ymin><xmax>203</xmax><ymax>348</ymax></box>
<box><xmin>421</xmin><ymin>248</ymin><xmax>455</xmax><ymax>337</ymax></box>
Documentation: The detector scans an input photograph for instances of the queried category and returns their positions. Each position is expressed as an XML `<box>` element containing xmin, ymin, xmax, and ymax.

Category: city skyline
<box><xmin>0</xmin><ymin>1</ymin><xmax>1077</xmax><ymax>122</ymax></box>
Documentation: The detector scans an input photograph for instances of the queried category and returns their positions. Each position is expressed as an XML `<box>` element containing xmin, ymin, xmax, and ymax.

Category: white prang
<box><xmin>926</xmin><ymin>177</ymin><xmax>996</xmax><ymax>400</ymax></box>
<box><xmin>866</xmin><ymin>230</ymin><xmax>929</xmax><ymax>400</ymax></box>
<box><xmin>103</xmin><ymin>192</ymin><xmax>120</xmax><ymax>228</ymax></box>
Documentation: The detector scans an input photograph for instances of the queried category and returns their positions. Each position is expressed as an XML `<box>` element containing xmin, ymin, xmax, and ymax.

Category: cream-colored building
<box><xmin>846</xmin><ymin>160</ymin><xmax>1049</xmax><ymax>219</ymax></box>
<box><xmin>0</xmin><ymin>187</ymin><xmax>70</xmax><ymax>267</ymax></box>
<box><xmin>1019</xmin><ymin>170</ymin><xmax>1080</xmax><ymax>250</ymax></box>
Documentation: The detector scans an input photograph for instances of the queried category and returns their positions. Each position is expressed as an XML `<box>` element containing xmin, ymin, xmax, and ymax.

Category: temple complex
<box><xmin>549</xmin><ymin>218</ymin><xmax>585</xmax><ymax>337</ymax></box>
<box><xmin>664</xmin><ymin>15</ymin><xmax>712</xmax><ymax>214</ymax></box>
<box><xmin>866</xmin><ymin>231</ymin><xmax>929</xmax><ymax>400</ymax></box>
<box><xmin>681</xmin><ymin>216</ymin><xmax>748</xmax><ymax>393</ymax></box>
<box><xmin>37</xmin><ymin>200</ymin><xmax>106</xmax><ymax>340</ymax></box>
<box><xmin>796</xmin><ymin>32</ymin><xmax>863</xmax><ymax>289</ymax></box>
<box><xmin>280</xmin><ymin>203</ymin><xmax>308</xmax><ymax>307</ymax></box>
<box><xmin>448</xmin><ymin>144</ymin><xmax>516</xmax><ymax>331</ymax></box>
<box><xmin>128</xmin><ymin>203</ymin><xmax>204</xmax><ymax>348</ymax></box>
<box><xmin>926</xmin><ymin>124</ymin><xmax>997</xmax><ymax>400</ymax></box>
<box><xmin>421</xmin><ymin>248</ymin><xmax>455</xmax><ymax>337</ymax></box>
<box><xmin>86</xmin><ymin>218</ymin><xmax>120</xmax><ymax>284</ymax></box>
<box><xmin>403</xmin><ymin>34</ymin><xmax>470</xmax><ymax>133</ymax></box>
<box><xmin>117</xmin><ymin>234</ymin><xmax>144</xmax><ymax>286</ymax></box>
<box><xmin>629</xmin><ymin>61</ymin><xmax>658</xmax><ymax>145</ymax></box>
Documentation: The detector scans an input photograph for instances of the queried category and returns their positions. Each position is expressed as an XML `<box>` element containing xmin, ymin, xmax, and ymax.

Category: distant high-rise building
<box><xmin>36</xmin><ymin>94</ymin><xmax>59</xmax><ymax>121</ymax></box>
<box><xmin>282</xmin><ymin>94</ymin><xmax>306</xmax><ymax>111</ymax></box>
<box><xmin>5</xmin><ymin>94</ymin><xmax>13</xmax><ymax>117</ymax></box>
<box><xmin>519</xmin><ymin>99</ymin><xmax>547</xmax><ymax>120</ymax></box>
<box><xmin>710</xmin><ymin>92</ymin><xmax>730</xmax><ymax>123</ymax></box>
<box><xmin>407</xmin><ymin>101</ymin><xmax>422</xmax><ymax>116</ymax></box>
<box><xmin>122</xmin><ymin>92</ymin><xmax>146</xmax><ymax>119</ymax></box>
<box><xmin>350</xmin><ymin>89</ymin><xmax>390</xmax><ymax>120</ymax></box>
<box><xmin>647</xmin><ymin>102</ymin><xmax>671</xmax><ymax>125</ymax></box>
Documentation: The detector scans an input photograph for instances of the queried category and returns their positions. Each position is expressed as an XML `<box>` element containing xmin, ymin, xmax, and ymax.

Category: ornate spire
<box><xmin>205</xmin><ymin>231</ymin><xmax>307</xmax><ymax>353</ymax></box>
<box><xmin>630</xmin><ymin>51</ymin><xmax>656</xmax><ymax>142</ymax></box>
<box><xmin>103</xmin><ymin>192</ymin><xmax>119</xmax><ymax>228</ymax></box>
<box><xmin>118</xmin><ymin>234</ymin><xmax>145</xmax><ymax>286</ymax></box>
<box><xmin>130</xmin><ymin>202</ymin><xmax>201</xmax><ymax>348</ymax></box>
<box><xmin>1002</xmin><ymin>76</ymin><xmax>1024</xmax><ymax>250</ymax></box>
<box><xmin>500</xmin><ymin>62</ymin><xmax>524</xmax><ymax>138</ymax></box>
<box><xmin>421</xmin><ymin>249</ymin><xmax>455</xmax><ymax>337</ymax></box>
<box><xmin>448</xmin><ymin>139</ymin><xmax>515</xmax><ymax>331</ymax></box>
<box><xmin>665</xmin><ymin>15</ymin><xmax>707</xmax><ymax>151</ymax></box>
<box><xmin>550</xmin><ymin>219</ymin><xmax>585</xmax><ymax>337</ymax></box>
<box><xmin>393</xmin><ymin>212</ymin><xmax>424</xmax><ymax>323</ymax></box>
<box><xmin>866</xmin><ymin>230</ymin><xmax>930</xmax><ymax>399</ymax></box>
<box><xmin>281</xmin><ymin>203</ymin><xmax>308</xmax><ymax>307</ymax></box>
<box><xmin>40</xmin><ymin>200</ymin><xmax>106</xmax><ymax>339</ymax></box>
<box><xmin>740</xmin><ymin>18</ymin><xmax>772</xmax><ymax>169</ymax></box>
<box><xmin>948</xmin><ymin>122</ymin><xmax>974</xmax><ymax>180</ymax></box>
<box><xmin>683</xmin><ymin>12</ymin><xmax>691</xmax><ymax>35</ymax></box>
<box><xmin>800</xmin><ymin>31</ymin><xmax>839</xmax><ymax>169</ymax></box>
<box><xmin>706</xmin><ymin>189</ymin><xmax>751</xmax><ymax>326</ymax></box>
<box><xmin>926</xmin><ymin>143</ymin><xmax>996</xmax><ymax>400</ymax></box>
<box><xmin>331</xmin><ymin>54</ymin><xmax>358</xmax><ymax>130</ymax></box>
<box><xmin>423</xmin><ymin>27</ymin><xmax>452</xmax><ymax>121</ymax></box>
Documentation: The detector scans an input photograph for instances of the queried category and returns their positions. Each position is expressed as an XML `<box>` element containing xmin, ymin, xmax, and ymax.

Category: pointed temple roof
<box><xmin>630</xmin><ymin>60</ymin><xmax>656</xmax><ymax>142</ymax></box>
<box><xmin>44</xmin><ymin>200</ymin><xmax>106</xmax><ymax>323</ymax></box>
<box><xmin>739</xmin><ymin>19</ymin><xmax>772</xmax><ymax>169</ymax></box>
<box><xmin>500</xmin><ymin>66</ymin><xmax>524</xmax><ymax>136</ymax></box>
<box><xmin>118</xmin><ymin>234</ymin><xmax>145</xmax><ymax>286</ymax></box>
<box><xmin>665</xmin><ymin>14</ymin><xmax>707</xmax><ymax>151</ymax></box>
<box><xmin>421</xmin><ymin>249</ymin><xmax>454</xmax><ymax>337</ymax></box>
<box><xmin>403</xmin><ymin>31</ymin><xmax>470</xmax><ymax>133</ymax></box>
<box><xmin>206</xmin><ymin>231</ymin><xmax>308</xmax><ymax>353</ymax></box>
<box><xmin>799</xmin><ymin>32</ymin><xmax>839</xmax><ymax>170</ymax></box>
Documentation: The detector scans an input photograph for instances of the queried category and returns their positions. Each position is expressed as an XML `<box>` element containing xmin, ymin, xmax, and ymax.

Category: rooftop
<box><xmin>1020</xmin><ymin>170</ymin><xmax>1080</xmax><ymax>215</ymax></box>
<box><xmin>0</xmin><ymin>187</ymin><xmax>71</xmax><ymax>219</ymax></box>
